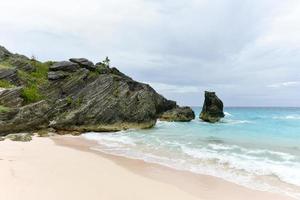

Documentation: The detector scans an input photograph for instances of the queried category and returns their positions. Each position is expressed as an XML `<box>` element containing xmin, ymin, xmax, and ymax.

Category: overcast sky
<box><xmin>1</xmin><ymin>0</ymin><xmax>300</xmax><ymax>106</ymax></box>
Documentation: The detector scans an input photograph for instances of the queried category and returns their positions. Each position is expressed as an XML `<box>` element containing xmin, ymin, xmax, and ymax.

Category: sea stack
<box><xmin>200</xmin><ymin>91</ymin><xmax>224</xmax><ymax>123</ymax></box>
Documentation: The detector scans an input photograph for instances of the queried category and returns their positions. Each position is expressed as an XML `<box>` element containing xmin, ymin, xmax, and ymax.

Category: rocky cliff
<box><xmin>0</xmin><ymin>46</ymin><xmax>193</xmax><ymax>135</ymax></box>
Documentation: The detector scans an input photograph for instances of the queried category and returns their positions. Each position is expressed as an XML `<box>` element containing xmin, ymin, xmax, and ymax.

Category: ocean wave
<box><xmin>224</xmin><ymin>111</ymin><xmax>233</xmax><ymax>116</ymax></box>
<box><xmin>84</xmin><ymin>132</ymin><xmax>137</xmax><ymax>146</ymax></box>
<box><xmin>83</xmin><ymin>130</ymin><xmax>300</xmax><ymax>199</ymax></box>
<box><xmin>273</xmin><ymin>115</ymin><xmax>300</xmax><ymax>120</ymax></box>
<box><xmin>220</xmin><ymin>119</ymin><xmax>253</xmax><ymax>124</ymax></box>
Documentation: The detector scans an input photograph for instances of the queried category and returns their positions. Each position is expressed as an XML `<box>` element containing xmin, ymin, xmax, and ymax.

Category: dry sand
<box><xmin>0</xmin><ymin>136</ymin><xmax>294</xmax><ymax>200</ymax></box>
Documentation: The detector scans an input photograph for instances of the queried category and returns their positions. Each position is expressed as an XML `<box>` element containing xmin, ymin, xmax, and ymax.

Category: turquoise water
<box><xmin>84</xmin><ymin>107</ymin><xmax>300</xmax><ymax>199</ymax></box>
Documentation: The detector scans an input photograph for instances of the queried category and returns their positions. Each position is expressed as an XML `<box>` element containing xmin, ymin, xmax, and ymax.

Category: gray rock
<box><xmin>48</xmin><ymin>71</ymin><xmax>68</xmax><ymax>80</ymax></box>
<box><xmin>48</xmin><ymin>74</ymin><xmax>177</xmax><ymax>132</ymax></box>
<box><xmin>160</xmin><ymin>106</ymin><xmax>195</xmax><ymax>122</ymax></box>
<box><xmin>0</xmin><ymin>45</ymin><xmax>187</xmax><ymax>135</ymax></box>
<box><xmin>0</xmin><ymin>68</ymin><xmax>20</xmax><ymax>85</ymax></box>
<box><xmin>0</xmin><ymin>87</ymin><xmax>24</xmax><ymax>107</ymax></box>
<box><xmin>0</xmin><ymin>100</ymin><xmax>51</xmax><ymax>135</ymax></box>
<box><xmin>69</xmin><ymin>58</ymin><xmax>95</xmax><ymax>71</ymax></box>
<box><xmin>49</xmin><ymin>61</ymin><xmax>80</xmax><ymax>72</ymax></box>
<box><xmin>200</xmin><ymin>91</ymin><xmax>225</xmax><ymax>123</ymax></box>
<box><xmin>5</xmin><ymin>133</ymin><xmax>32</xmax><ymax>142</ymax></box>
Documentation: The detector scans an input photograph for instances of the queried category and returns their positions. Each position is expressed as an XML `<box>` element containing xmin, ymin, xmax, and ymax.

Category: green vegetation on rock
<box><xmin>21</xmin><ymin>85</ymin><xmax>43</xmax><ymax>103</ymax></box>
<box><xmin>0</xmin><ymin>60</ymin><xmax>13</xmax><ymax>68</ymax></box>
<box><xmin>17</xmin><ymin>61</ymin><xmax>52</xmax><ymax>103</ymax></box>
<box><xmin>0</xmin><ymin>79</ymin><xmax>15</xmax><ymax>88</ymax></box>
<box><xmin>0</xmin><ymin>105</ymin><xmax>10</xmax><ymax>113</ymax></box>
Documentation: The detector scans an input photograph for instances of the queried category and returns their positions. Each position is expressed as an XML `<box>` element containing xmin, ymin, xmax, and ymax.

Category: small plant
<box><xmin>0</xmin><ymin>105</ymin><xmax>10</xmax><ymax>113</ymax></box>
<box><xmin>0</xmin><ymin>80</ymin><xmax>15</xmax><ymax>88</ymax></box>
<box><xmin>102</xmin><ymin>56</ymin><xmax>110</xmax><ymax>67</ymax></box>
<box><xmin>31</xmin><ymin>55</ymin><xmax>37</xmax><ymax>61</ymax></box>
<box><xmin>37</xmin><ymin>130</ymin><xmax>49</xmax><ymax>137</ymax></box>
<box><xmin>76</xmin><ymin>96</ymin><xmax>83</xmax><ymax>107</ymax></box>
<box><xmin>21</xmin><ymin>85</ymin><xmax>43</xmax><ymax>103</ymax></box>
<box><xmin>66</xmin><ymin>96</ymin><xmax>73</xmax><ymax>105</ymax></box>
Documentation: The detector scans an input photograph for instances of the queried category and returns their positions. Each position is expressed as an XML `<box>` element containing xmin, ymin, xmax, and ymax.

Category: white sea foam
<box><xmin>224</xmin><ymin>111</ymin><xmax>233</xmax><ymax>116</ymax></box>
<box><xmin>83</xmin><ymin>131</ymin><xmax>300</xmax><ymax>199</ymax></box>
<box><xmin>84</xmin><ymin>132</ymin><xmax>137</xmax><ymax>146</ymax></box>
<box><xmin>220</xmin><ymin>119</ymin><xmax>253</xmax><ymax>124</ymax></box>
<box><xmin>273</xmin><ymin>115</ymin><xmax>300</xmax><ymax>120</ymax></box>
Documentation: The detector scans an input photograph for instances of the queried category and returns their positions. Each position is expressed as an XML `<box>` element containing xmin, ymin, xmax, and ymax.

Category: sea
<box><xmin>83</xmin><ymin>107</ymin><xmax>300</xmax><ymax>199</ymax></box>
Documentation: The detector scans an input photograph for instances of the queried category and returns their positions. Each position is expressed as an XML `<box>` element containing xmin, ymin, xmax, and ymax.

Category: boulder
<box><xmin>160</xmin><ymin>106</ymin><xmax>195</xmax><ymax>122</ymax></box>
<box><xmin>200</xmin><ymin>91</ymin><xmax>224</xmax><ymax>123</ymax></box>
<box><xmin>5</xmin><ymin>133</ymin><xmax>32</xmax><ymax>142</ymax></box>
<box><xmin>69</xmin><ymin>58</ymin><xmax>95</xmax><ymax>71</ymax></box>
<box><xmin>49</xmin><ymin>61</ymin><xmax>80</xmax><ymax>72</ymax></box>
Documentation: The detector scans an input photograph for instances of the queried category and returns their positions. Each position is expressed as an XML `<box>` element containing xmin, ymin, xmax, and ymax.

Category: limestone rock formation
<box><xmin>200</xmin><ymin>91</ymin><xmax>224</xmax><ymax>123</ymax></box>
<box><xmin>160</xmin><ymin>107</ymin><xmax>195</xmax><ymax>122</ymax></box>
<box><xmin>0</xmin><ymin>45</ymin><xmax>193</xmax><ymax>135</ymax></box>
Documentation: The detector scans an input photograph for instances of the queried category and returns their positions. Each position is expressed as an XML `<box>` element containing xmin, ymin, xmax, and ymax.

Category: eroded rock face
<box><xmin>0</xmin><ymin>100</ymin><xmax>51</xmax><ymax>135</ymax></box>
<box><xmin>160</xmin><ymin>107</ymin><xmax>195</xmax><ymax>122</ymax></box>
<box><xmin>0</xmin><ymin>46</ymin><xmax>182</xmax><ymax>135</ymax></box>
<box><xmin>200</xmin><ymin>91</ymin><xmax>224</xmax><ymax>123</ymax></box>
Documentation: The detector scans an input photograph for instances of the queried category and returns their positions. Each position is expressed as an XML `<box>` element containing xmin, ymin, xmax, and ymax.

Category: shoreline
<box><xmin>53</xmin><ymin>135</ymin><xmax>294</xmax><ymax>200</ymax></box>
<box><xmin>0</xmin><ymin>135</ymin><xmax>295</xmax><ymax>200</ymax></box>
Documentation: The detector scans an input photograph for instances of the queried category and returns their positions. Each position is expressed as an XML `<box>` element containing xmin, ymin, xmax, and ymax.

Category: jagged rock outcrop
<box><xmin>200</xmin><ymin>91</ymin><xmax>224</xmax><ymax>123</ymax></box>
<box><xmin>0</xmin><ymin>45</ymin><xmax>191</xmax><ymax>135</ymax></box>
<box><xmin>160</xmin><ymin>107</ymin><xmax>195</xmax><ymax>122</ymax></box>
<box><xmin>69</xmin><ymin>58</ymin><xmax>95</xmax><ymax>71</ymax></box>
